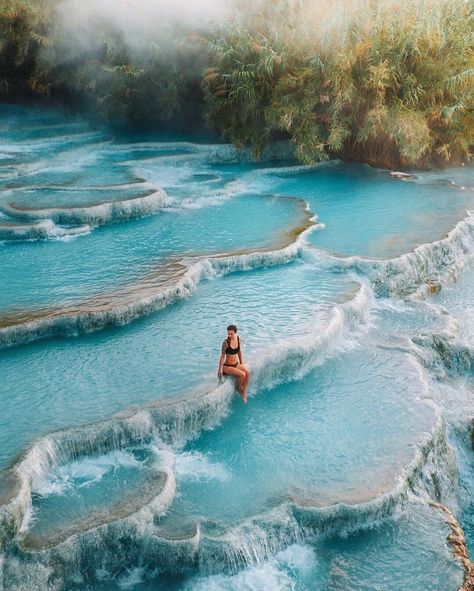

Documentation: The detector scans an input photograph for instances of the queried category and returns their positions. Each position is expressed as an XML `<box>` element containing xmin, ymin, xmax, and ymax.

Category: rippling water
<box><xmin>0</xmin><ymin>103</ymin><xmax>473</xmax><ymax>590</ymax></box>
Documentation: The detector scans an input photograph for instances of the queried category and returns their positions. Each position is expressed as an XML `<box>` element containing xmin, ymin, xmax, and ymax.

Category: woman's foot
<box><xmin>236</xmin><ymin>388</ymin><xmax>248</xmax><ymax>404</ymax></box>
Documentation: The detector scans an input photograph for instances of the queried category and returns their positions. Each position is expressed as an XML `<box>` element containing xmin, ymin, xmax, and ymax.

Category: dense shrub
<box><xmin>0</xmin><ymin>0</ymin><xmax>472</xmax><ymax>167</ymax></box>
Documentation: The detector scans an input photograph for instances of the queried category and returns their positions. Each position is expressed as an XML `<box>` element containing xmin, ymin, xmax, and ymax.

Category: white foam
<box><xmin>157</xmin><ymin>449</ymin><xmax>230</xmax><ymax>483</ymax></box>
<box><xmin>0</xmin><ymin>230</ymin><xmax>317</xmax><ymax>349</ymax></box>
<box><xmin>186</xmin><ymin>544</ymin><xmax>317</xmax><ymax>591</ymax></box>
<box><xmin>186</xmin><ymin>561</ymin><xmax>293</xmax><ymax>591</ymax></box>
<box><xmin>276</xmin><ymin>543</ymin><xmax>318</xmax><ymax>575</ymax></box>
<box><xmin>0</xmin><ymin>219</ymin><xmax>91</xmax><ymax>242</ymax></box>
<box><xmin>0</xmin><ymin>188</ymin><xmax>168</xmax><ymax>226</ymax></box>
<box><xmin>133</xmin><ymin>159</ymin><xmax>202</xmax><ymax>190</ymax></box>
<box><xmin>116</xmin><ymin>567</ymin><xmax>146</xmax><ymax>589</ymax></box>
<box><xmin>306</xmin><ymin>210</ymin><xmax>474</xmax><ymax>298</ymax></box>
<box><xmin>31</xmin><ymin>450</ymin><xmax>144</xmax><ymax>496</ymax></box>
<box><xmin>164</xmin><ymin>184</ymin><xmax>241</xmax><ymax>210</ymax></box>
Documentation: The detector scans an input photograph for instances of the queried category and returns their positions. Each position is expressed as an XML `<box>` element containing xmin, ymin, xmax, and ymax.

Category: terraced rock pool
<box><xmin>0</xmin><ymin>103</ymin><xmax>473</xmax><ymax>590</ymax></box>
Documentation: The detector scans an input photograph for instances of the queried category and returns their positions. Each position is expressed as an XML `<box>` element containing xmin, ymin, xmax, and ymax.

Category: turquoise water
<box><xmin>241</xmin><ymin>161</ymin><xmax>474</xmax><ymax>258</ymax></box>
<box><xmin>0</xmin><ymin>193</ymin><xmax>302</xmax><ymax>310</ymax></box>
<box><xmin>25</xmin><ymin>447</ymin><xmax>160</xmax><ymax>548</ymax></box>
<box><xmin>157</xmin><ymin>345</ymin><xmax>436</xmax><ymax>527</ymax></box>
<box><xmin>0</xmin><ymin>262</ymin><xmax>355</xmax><ymax>470</ymax></box>
<box><xmin>0</xmin><ymin>104</ymin><xmax>473</xmax><ymax>590</ymax></box>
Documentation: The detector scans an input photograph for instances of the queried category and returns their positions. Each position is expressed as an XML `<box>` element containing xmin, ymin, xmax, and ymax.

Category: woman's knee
<box><xmin>224</xmin><ymin>368</ymin><xmax>246</xmax><ymax>380</ymax></box>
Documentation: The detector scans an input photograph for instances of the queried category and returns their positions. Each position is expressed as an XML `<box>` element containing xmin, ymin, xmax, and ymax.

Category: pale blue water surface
<box><xmin>0</xmin><ymin>103</ymin><xmax>473</xmax><ymax>590</ymax></box>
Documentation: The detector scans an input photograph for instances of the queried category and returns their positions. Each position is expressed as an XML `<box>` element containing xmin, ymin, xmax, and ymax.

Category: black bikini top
<box><xmin>224</xmin><ymin>336</ymin><xmax>240</xmax><ymax>355</ymax></box>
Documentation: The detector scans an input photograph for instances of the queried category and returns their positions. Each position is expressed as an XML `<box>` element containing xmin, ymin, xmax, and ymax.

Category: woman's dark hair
<box><xmin>227</xmin><ymin>324</ymin><xmax>238</xmax><ymax>333</ymax></box>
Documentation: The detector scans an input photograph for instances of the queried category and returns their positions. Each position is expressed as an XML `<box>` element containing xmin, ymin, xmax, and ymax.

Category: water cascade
<box><xmin>0</xmin><ymin>103</ymin><xmax>473</xmax><ymax>590</ymax></box>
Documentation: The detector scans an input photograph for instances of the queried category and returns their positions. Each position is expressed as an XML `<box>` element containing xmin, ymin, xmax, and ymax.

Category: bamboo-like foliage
<box><xmin>204</xmin><ymin>28</ymin><xmax>287</xmax><ymax>153</ymax></box>
<box><xmin>0</xmin><ymin>0</ymin><xmax>55</xmax><ymax>96</ymax></box>
<box><xmin>0</xmin><ymin>0</ymin><xmax>472</xmax><ymax>167</ymax></box>
<box><xmin>204</xmin><ymin>0</ymin><xmax>474</xmax><ymax>168</ymax></box>
<box><xmin>0</xmin><ymin>1</ymin><xmax>207</xmax><ymax>129</ymax></box>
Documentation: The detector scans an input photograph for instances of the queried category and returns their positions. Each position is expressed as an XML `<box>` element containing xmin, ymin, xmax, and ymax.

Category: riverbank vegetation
<box><xmin>0</xmin><ymin>0</ymin><xmax>472</xmax><ymax>168</ymax></box>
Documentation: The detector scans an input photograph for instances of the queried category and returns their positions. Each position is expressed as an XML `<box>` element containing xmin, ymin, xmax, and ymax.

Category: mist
<box><xmin>53</xmin><ymin>0</ymin><xmax>235</xmax><ymax>59</ymax></box>
<box><xmin>47</xmin><ymin>0</ymin><xmax>444</xmax><ymax>63</ymax></box>
<box><xmin>1</xmin><ymin>0</ymin><xmax>468</xmax><ymax>164</ymax></box>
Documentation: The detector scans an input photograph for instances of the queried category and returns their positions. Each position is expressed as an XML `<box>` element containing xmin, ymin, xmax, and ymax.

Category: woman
<box><xmin>217</xmin><ymin>324</ymin><xmax>250</xmax><ymax>403</ymax></box>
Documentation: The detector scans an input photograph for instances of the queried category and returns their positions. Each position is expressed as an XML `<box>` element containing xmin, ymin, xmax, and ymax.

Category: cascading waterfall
<box><xmin>0</xmin><ymin>103</ymin><xmax>473</xmax><ymax>590</ymax></box>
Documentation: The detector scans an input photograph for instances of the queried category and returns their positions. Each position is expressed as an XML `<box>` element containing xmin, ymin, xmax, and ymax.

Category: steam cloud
<box><xmin>53</xmin><ymin>0</ymin><xmax>235</xmax><ymax>57</ymax></box>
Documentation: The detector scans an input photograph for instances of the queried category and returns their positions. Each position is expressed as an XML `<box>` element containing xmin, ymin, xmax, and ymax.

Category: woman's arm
<box><xmin>218</xmin><ymin>341</ymin><xmax>226</xmax><ymax>378</ymax></box>
<box><xmin>238</xmin><ymin>337</ymin><xmax>243</xmax><ymax>364</ymax></box>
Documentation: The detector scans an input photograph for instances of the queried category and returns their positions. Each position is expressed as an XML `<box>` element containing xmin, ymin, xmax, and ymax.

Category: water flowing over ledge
<box><xmin>413</xmin><ymin>332</ymin><xmax>474</xmax><ymax>378</ymax></box>
<box><xmin>0</xmin><ymin>412</ymin><xmax>456</xmax><ymax>587</ymax></box>
<box><xmin>0</xmin><ymin>282</ymin><xmax>372</xmax><ymax>553</ymax></box>
<box><xmin>0</xmin><ymin>188</ymin><xmax>168</xmax><ymax>228</ymax></box>
<box><xmin>22</xmin><ymin>468</ymin><xmax>176</xmax><ymax>552</ymax></box>
<box><xmin>1</xmin><ymin>204</ymin><xmax>472</xmax><ymax>351</ymax></box>
<box><xmin>0</xmin><ymin>204</ymin><xmax>315</xmax><ymax>349</ymax></box>
<box><xmin>307</xmin><ymin>210</ymin><xmax>474</xmax><ymax>298</ymax></box>
<box><xmin>2</xmin><ymin>292</ymin><xmax>468</xmax><ymax>589</ymax></box>
<box><xmin>0</xmin><ymin>219</ymin><xmax>91</xmax><ymax>241</ymax></box>
<box><xmin>0</xmin><ymin>106</ymin><xmax>473</xmax><ymax>589</ymax></box>
<box><xmin>0</xmin><ymin>281</ymin><xmax>470</xmax><ymax>587</ymax></box>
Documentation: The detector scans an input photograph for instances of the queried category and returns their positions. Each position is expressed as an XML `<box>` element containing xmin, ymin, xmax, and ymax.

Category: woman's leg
<box><xmin>222</xmin><ymin>366</ymin><xmax>247</xmax><ymax>402</ymax></box>
<box><xmin>236</xmin><ymin>364</ymin><xmax>250</xmax><ymax>396</ymax></box>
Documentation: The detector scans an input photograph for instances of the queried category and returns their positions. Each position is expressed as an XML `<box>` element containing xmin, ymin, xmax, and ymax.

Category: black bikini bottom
<box><xmin>223</xmin><ymin>362</ymin><xmax>239</xmax><ymax>368</ymax></box>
